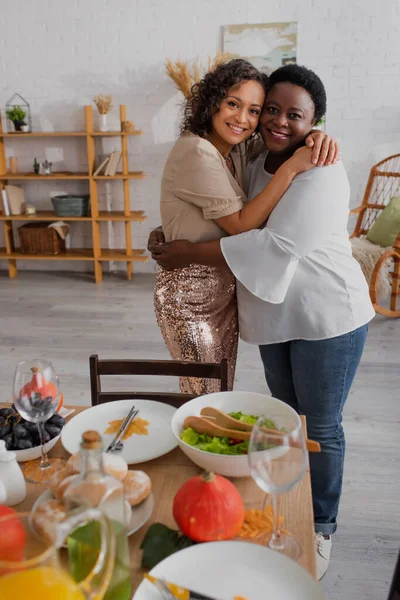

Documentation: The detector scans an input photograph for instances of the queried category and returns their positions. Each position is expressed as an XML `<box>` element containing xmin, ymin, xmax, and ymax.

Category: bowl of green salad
<box><xmin>171</xmin><ymin>391</ymin><xmax>301</xmax><ymax>477</ymax></box>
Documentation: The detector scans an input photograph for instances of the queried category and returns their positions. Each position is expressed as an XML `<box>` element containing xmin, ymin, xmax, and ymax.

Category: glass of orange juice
<box><xmin>0</xmin><ymin>510</ymin><xmax>116</xmax><ymax>600</ymax></box>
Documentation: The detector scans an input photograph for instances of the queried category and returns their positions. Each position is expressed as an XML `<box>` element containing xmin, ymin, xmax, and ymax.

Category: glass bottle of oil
<box><xmin>63</xmin><ymin>430</ymin><xmax>131</xmax><ymax>600</ymax></box>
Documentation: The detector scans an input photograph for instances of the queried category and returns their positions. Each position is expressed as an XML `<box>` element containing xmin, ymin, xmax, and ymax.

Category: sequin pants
<box><xmin>154</xmin><ymin>265</ymin><xmax>238</xmax><ymax>394</ymax></box>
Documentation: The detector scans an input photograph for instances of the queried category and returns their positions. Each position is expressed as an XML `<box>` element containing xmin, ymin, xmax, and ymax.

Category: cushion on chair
<box><xmin>351</xmin><ymin>237</ymin><xmax>392</xmax><ymax>299</ymax></box>
<box><xmin>366</xmin><ymin>196</ymin><xmax>400</xmax><ymax>247</ymax></box>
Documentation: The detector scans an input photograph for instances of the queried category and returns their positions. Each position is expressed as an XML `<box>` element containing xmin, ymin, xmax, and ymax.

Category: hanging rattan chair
<box><xmin>350</xmin><ymin>154</ymin><xmax>400</xmax><ymax>318</ymax></box>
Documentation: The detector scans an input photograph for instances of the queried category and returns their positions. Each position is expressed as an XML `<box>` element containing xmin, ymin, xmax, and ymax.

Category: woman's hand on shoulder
<box><xmin>149</xmin><ymin>240</ymin><xmax>193</xmax><ymax>270</ymax></box>
<box><xmin>286</xmin><ymin>146</ymin><xmax>315</xmax><ymax>175</ymax></box>
<box><xmin>305</xmin><ymin>130</ymin><xmax>340</xmax><ymax>166</ymax></box>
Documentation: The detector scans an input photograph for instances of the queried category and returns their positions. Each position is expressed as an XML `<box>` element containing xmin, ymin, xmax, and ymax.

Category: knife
<box><xmin>106</xmin><ymin>405</ymin><xmax>138</xmax><ymax>452</ymax></box>
<box><xmin>145</xmin><ymin>574</ymin><xmax>221</xmax><ymax>600</ymax></box>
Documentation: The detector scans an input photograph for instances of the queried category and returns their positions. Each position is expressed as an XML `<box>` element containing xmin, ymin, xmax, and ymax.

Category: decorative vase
<box><xmin>99</xmin><ymin>114</ymin><xmax>108</xmax><ymax>132</ymax></box>
<box><xmin>9</xmin><ymin>156</ymin><xmax>18</xmax><ymax>174</ymax></box>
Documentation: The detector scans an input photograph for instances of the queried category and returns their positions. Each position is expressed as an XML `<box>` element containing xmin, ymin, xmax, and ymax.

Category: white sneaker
<box><xmin>315</xmin><ymin>532</ymin><xmax>332</xmax><ymax>580</ymax></box>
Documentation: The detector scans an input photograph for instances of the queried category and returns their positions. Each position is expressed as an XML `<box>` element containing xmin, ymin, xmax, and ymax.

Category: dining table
<box><xmin>11</xmin><ymin>404</ymin><xmax>317</xmax><ymax>593</ymax></box>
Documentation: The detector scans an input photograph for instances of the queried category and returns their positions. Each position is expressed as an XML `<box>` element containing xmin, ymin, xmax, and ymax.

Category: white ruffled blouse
<box><xmin>220</xmin><ymin>151</ymin><xmax>375</xmax><ymax>345</ymax></box>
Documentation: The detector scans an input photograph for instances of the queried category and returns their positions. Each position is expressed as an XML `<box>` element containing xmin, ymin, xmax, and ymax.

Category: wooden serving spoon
<box><xmin>188</xmin><ymin>408</ymin><xmax>320</xmax><ymax>453</ymax></box>
<box><xmin>200</xmin><ymin>407</ymin><xmax>320</xmax><ymax>452</ymax></box>
<box><xmin>200</xmin><ymin>407</ymin><xmax>273</xmax><ymax>433</ymax></box>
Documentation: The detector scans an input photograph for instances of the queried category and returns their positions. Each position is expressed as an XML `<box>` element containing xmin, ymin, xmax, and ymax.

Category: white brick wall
<box><xmin>1</xmin><ymin>0</ymin><xmax>399</xmax><ymax>276</ymax></box>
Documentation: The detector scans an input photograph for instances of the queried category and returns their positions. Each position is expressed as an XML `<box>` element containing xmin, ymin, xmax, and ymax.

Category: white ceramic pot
<box><xmin>0</xmin><ymin>440</ymin><xmax>26</xmax><ymax>505</ymax></box>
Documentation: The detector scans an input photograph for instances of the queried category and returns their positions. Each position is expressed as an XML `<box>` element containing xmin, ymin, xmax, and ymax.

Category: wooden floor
<box><xmin>1</xmin><ymin>271</ymin><xmax>399</xmax><ymax>600</ymax></box>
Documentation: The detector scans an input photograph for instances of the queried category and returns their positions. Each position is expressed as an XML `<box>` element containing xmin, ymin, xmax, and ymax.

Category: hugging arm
<box><xmin>217</xmin><ymin>130</ymin><xmax>341</xmax><ymax>235</ymax></box>
<box><xmin>148</xmin><ymin>131</ymin><xmax>341</xmax><ymax>268</ymax></box>
<box><xmin>150</xmin><ymin>163</ymin><xmax>348</xmax><ymax>287</ymax></box>
<box><xmin>149</xmin><ymin>238</ymin><xmax>225</xmax><ymax>270</ymax></box>
<box><xmin>221</xmin><ymin>163</ymin><xmax>349</xmax><ymax>303</ymax></box>
<box><xmin>175</xmin><ymin>146</ymin><xmax>312</xmax><ymax>237</ymax></box>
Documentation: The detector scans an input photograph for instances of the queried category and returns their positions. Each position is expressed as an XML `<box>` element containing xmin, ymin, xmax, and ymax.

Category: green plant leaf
<box><xmin>6</xmin><ymin>106</ymin><xmax>26</xmax><ymax>122</ymax></box>
<box><xmin>140</xmin><ymin>523</ymin><xmax>196</xmax><ymax>569</ymax></box>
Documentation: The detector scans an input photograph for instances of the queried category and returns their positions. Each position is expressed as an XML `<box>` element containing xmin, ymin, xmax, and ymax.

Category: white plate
<box><xmin>133</xmin><ymin>541</ymin><xmax>325</xmax><ymax>600</ymax></box>
<box><xmin>33</xmin><ymin>489</ymin><xmax>154</xmax><ymax>537</ymax></box>
<box><xmin>61</xmin><ymin>400</ymin><xmax>177</xmax><ymax>464</ymax></box>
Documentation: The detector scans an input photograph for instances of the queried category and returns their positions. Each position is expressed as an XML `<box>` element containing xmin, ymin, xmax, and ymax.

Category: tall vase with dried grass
<box><xmin>165</xmin><ymin>52</ymin><xmax>233</xmax><ymax>98</ymax></box>
<box><xmin>94</xmin><ymin>94</ymin><xmax>112</xmax><ymax>132</ymax></box>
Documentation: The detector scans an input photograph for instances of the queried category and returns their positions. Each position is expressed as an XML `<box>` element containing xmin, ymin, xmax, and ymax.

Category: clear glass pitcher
<box><xmin>0</xmin><ymin>510</ymin><xmax>116</xmax><ymax>600</ymax></box>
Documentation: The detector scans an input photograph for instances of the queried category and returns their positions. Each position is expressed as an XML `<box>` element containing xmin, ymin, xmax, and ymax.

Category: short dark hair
<box><xmin>267</xmin><ymin>64</ymin><xmax>326</xmax><ymax>124</ymax></box>
<box><xmin>180</xmin><ymin>59</ymin><xmax>267</xmax><ymax>137</ymax></box>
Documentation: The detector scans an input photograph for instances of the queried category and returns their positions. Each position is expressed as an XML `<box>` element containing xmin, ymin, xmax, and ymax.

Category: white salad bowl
<box><xmin>171</xmin><ymin>391</ymin><xmax>301</xmax><ymax>478</ymax></box>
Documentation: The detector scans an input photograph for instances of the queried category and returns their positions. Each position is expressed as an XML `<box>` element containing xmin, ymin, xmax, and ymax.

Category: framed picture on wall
<box><xmin>223</xmin><ymin>22</ymin><xmax>297</xmax><ymax>75</ymax></box>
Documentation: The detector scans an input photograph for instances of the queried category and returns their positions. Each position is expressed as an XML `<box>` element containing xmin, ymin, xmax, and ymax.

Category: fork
<box><xmin>153</xmin><ymin>578</ymin><xmax>175</xmax><ymax>599</ymax></box>
<box><xmin>106</xmin><ymin>406</ymin><xmax>139</xmax><ymax>453</ymax></box>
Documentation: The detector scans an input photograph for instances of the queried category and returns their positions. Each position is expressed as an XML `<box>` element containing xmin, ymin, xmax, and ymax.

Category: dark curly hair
<box><xmin>267</xmin><ymin>64</ymin><xmax>326</xmax><ymax>124</ymax></box>
<box><xmin>181</xmin><ymin>59</ymin><xmax>267</xmax><ymax>137</ymax></box>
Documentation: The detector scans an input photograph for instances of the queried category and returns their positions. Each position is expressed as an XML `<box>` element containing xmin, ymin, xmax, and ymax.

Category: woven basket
<box><xmin>19</xmin><ymin>223</ymin><xmax>66</xmax><ymax>255</ymax></box>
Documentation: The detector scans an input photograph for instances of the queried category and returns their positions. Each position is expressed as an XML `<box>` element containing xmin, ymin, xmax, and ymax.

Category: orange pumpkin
<box><xmin>172</xmin><ymin>471</ymin><xmax>244</xmax><ymax>542</ymax></box>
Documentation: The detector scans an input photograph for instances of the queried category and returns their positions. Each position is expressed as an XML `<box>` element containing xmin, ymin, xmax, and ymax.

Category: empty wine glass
<box><xmin>13</xmin><ymin>359</ymin><xmax>65</xmax><ymax>483</ymax></box>
<box><xmin>248</xmin><ymin>412</ymin><xmax>307</xmax><ymax>560</ymax></box>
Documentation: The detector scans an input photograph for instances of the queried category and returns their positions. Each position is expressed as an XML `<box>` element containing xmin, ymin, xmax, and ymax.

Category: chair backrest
<box><xmin>352</xmin><ymin>154</ymin><xmax>400</xmax><ymax>239</ymax></box>
<box><xmin>387</xmin><ymin>550</ymin><xmax>400</xmax><ymax>600</ymax></box>
<box><xmin>89</xmin><ymin>354</ymin><xmax>229</xmax><ymax>408</ymax></box>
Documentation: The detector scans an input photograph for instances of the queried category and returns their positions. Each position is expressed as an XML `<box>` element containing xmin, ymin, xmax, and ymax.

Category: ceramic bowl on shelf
<box><xmin>171</xmin><ymin>391</ymin><xmax>301</xmax><ymax>478</ymax></box>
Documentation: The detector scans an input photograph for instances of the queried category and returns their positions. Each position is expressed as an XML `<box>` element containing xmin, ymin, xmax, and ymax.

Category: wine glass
<box><xmin>12</xmin><ymin>359</ymin><xmax>65</xmax><ymax>483</ymax></box>
<box><xmin>248</xmin><ymin>412</ymin><xmax>307</xmax><ymax>560</ymax></box>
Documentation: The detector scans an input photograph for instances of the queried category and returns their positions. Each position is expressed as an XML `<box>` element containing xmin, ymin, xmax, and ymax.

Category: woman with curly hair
<box><xmin>155</xmin><ymin>59</ymin><xmax>336</xmax><ymax>394</ymax></box>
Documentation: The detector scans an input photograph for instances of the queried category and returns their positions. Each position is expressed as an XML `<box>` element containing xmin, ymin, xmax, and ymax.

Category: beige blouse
<box><xmin>160</xmin><ymin>133</ymin><xmax>248</xmax><ymax>243</ymax></box>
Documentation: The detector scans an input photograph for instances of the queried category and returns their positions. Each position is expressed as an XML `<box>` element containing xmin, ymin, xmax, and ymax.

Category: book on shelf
<box><xmin>105</xmin><ymin>151</ymin><xmax>121</xmax><ymax>176</ymax></box>
<box><xmin>93</xmin><ymin>151</ymin><xmax>121</xmax><ymax>176</ymax></box>
<box><xmin>1</xmin><ymin>189</ymin><xmax>10</xmax><ymax>216</ymax></box>
<box><xmin>5</xmin><ymin>185</ymin><xmax>25</xmax><ymax>215</ymax></box>
<box><xmin>93</xmin><ymin>156</ymin><xmax>110</xmax><ymax>176</ymax></box>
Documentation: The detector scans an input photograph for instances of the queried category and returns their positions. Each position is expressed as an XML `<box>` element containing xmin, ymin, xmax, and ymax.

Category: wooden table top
<box><xmin>14</xmin><ymin>405</ymin><xmax>316</xmax><ymax>592</ymax></box>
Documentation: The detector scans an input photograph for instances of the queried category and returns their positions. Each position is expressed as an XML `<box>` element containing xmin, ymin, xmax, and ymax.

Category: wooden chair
<box><xmin>89</xmin><ymin>354</ymin><xmax>228</xmax><ymax>408</ymax></box>
<box><xmin>350</xmin><ymin>154</ymin><xmax>400</xmax><ymax>318</ymax></box>
<box><xmin>387</xmin><ymin>549</ymin><xmax>400</xmax><ymax>600</ymax></box>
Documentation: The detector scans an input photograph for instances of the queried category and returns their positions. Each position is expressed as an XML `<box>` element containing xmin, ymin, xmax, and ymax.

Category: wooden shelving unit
<box><xmin>0</xmin><ymin>105</ymin><xmax>147</xmax><ymax>283</ymax></box>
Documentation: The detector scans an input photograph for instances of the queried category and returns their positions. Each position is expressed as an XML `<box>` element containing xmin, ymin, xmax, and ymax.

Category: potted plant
<box><xmin>6</xmin><ymin>106</ymin><xmax>27</xmax><ymax>132</ymax></box>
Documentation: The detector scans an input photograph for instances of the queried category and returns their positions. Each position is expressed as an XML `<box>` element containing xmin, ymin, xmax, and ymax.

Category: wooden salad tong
<box><xmin>183</xmin><ymin>406</ymin><xmax>320</xmax><ymax>453</ymax></box>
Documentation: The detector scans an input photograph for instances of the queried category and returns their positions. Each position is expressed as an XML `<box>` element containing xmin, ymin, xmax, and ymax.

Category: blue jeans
<box><xmin>259</xmin><ymin>325</ymin><xmax>368</xmax><ymax>536</ymax></box>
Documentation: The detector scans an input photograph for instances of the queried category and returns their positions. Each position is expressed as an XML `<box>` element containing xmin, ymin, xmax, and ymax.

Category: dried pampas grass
<box><xmin>207</xmin><ymin>51</ymin><xmax>234</xmax><ymax>72</ymax></box>
<box><xmin>165</xmin><ymin>51</ymin><xmax>233</xmax><ymax>98</ymax></box>
<box><xmin>165</xmin><ymin>59</ymin><xmax>195</xmax><ymax>99</ymax></box>
<box><xmin>94</xmin><ymin>94</ymin><xmax>113</xmax><ymax>115</ymax></box>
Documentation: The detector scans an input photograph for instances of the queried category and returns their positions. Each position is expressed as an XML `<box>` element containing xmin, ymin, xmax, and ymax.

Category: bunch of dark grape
<box><xmin>0</xmin><ymin>406</ymin><xmax>65</xmax><ymax>451</ymax></box>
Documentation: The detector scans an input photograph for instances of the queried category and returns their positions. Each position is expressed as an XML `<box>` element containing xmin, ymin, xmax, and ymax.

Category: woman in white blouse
<box><xmin>150</xmin><ymin>64</ymin><xmax>375</xmax><ymax>580</ymax></box>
